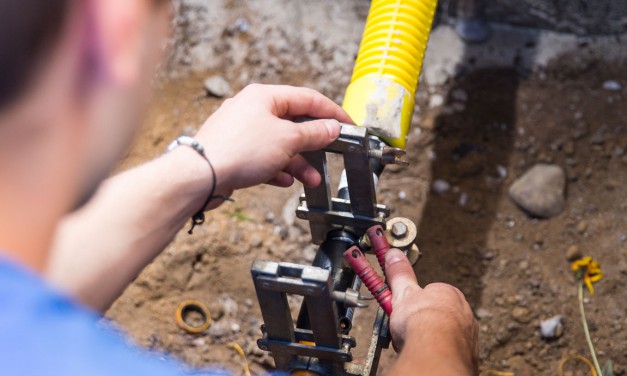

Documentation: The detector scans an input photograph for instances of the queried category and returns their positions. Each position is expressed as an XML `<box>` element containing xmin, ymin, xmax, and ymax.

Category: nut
<box><xmin>391</xmin><ymin>222</ymin><xmax>408</xmax><ymax>239</ymax></box>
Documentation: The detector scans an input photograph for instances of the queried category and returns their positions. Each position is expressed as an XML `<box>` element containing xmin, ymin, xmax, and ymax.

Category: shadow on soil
<box><xmin>415</xmin><ymin>68</ymin><xmax>520</xmax><ymax>307</ymax></box>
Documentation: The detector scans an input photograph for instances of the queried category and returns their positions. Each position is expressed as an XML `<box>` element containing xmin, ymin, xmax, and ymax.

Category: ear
<box><xmin>86</xmin><ymin>0</ymin><xmax>149</xmax><ymax>86</ymax></box>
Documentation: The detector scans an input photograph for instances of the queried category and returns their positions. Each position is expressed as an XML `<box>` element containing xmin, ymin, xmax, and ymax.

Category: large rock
<box><xmin>509</xmin><ymin>164</ymin><xmax>566</xmax><ymax>218</ymax></box>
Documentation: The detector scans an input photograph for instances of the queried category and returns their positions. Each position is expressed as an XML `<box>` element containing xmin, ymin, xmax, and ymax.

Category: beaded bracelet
<box><xmin>167</xmin><ymin>136</ymin><xmax>231</xmax><ymax>234</ymax></box>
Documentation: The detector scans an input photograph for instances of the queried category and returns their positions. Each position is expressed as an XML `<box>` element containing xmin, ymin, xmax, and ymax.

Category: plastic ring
<box><xmin>175</xmin><ymin>300</ymin><xmax>211</xmax><ymax>334</ymax></box>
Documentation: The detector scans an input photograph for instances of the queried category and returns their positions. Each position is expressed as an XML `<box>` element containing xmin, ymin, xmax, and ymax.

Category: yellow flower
<box><xmin>571</xmin><ymin>256</ymin><xmax>603</xmax><ymax>295</ymax></box>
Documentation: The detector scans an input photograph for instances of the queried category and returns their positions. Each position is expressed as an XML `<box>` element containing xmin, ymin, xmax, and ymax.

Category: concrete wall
<box><xmin>447</xmin><ymin>0</ymin><xmax>627</xmax><ymax>35</ymax></box>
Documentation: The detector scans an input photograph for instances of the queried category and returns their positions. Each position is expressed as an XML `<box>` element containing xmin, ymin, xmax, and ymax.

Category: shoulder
<box><xmin>0</xmin><ymin>259</ymin><xmax>229</xmax><ymax>376</ymax></box>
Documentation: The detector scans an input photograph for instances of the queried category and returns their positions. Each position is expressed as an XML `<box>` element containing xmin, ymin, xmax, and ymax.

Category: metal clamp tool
<box><xmin>251</xmin><ymin>124</ymin><xmax>418</xmax><ymax>376</ymax></box>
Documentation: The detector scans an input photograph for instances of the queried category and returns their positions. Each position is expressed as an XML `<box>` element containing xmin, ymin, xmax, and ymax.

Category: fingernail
<box><xmin>324</xmin><ymin>119</ymin><xmax>340</xmax><ymax>138</ymax></box>
<box><xmin>385</xmin><ymin>249</ymin><xmax>406</xmax><ymax>266</ymax></box>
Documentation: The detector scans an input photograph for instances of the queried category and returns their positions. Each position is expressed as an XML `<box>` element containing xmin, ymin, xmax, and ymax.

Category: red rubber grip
<box><xmin>366</xmin><ymin>225</ymin><xmax>391</xmax><ymax>273</ymax></box>
<box><xmin>343</xmin><ymin>246</ymin><xmax>392</xmax><ymax>315</ymax></box>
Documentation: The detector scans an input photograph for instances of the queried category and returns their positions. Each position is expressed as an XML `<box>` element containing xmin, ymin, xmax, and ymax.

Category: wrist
<box><xmin>164</xmin><ymin>146</ymin><xmax>215</xmax><ymax>206</ymax></box>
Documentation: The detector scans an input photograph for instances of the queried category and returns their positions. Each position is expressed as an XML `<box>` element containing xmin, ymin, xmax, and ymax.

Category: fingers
<box><xmin>266</xmin><ymin>171</ymin><xmax>294</xmax><ymax>187</ymax></box>
<box><xmin>385</xmin><ymin>249</ymin><xmax>420</xmax><ymax>294</ymax></box>
<box><xmin>283</xmin><ymin>155</ymin><xmax>321</xmax><ymax>188</ymax></box>
<box><xmin>252</xmin><ymin>84</ymin><xmax>353</xmax><ymax>124</ymax></box>
<box><xmin>291</xmin><ymin>118</ymin><xmax>341</xmax><ymax>152</ymax></box>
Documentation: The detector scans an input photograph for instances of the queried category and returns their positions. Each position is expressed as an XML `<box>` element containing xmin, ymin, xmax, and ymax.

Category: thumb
<box><xmin>385</xmin><ymin>249</ymin><xmax>420</xmax><ymax>294</ymax></box>
<box><xmin>293</xmin><ymin>119</ymin><xmax>341</xmax><ymax>152</ymax></box>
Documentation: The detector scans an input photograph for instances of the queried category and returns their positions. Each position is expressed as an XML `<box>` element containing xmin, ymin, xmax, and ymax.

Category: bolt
<box><xmin>391</xmin><ymin>222</ymin><xmax>408</xmax><ymax>239</ymax></box>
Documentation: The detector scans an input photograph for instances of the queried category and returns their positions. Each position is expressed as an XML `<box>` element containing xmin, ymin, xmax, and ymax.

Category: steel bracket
<box><xmin>300</xmin><ymin>124</ymin><xmax>390</xmax><ymax>244</ymax></box>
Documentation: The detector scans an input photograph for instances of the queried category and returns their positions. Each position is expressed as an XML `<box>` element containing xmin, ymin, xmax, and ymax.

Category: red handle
<box><xmin>343</xmin><ymin>246</ymin><xmax>392</xmax><ymax>315</ymax></box>
<box><xmin>366</xmin><ymin>225</ymin><xmax>391</xmax><ymax>273</ymax></box>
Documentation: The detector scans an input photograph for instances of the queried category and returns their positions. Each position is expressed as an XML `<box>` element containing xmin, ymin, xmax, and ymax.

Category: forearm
<box><xmin>46</xmin><ymin>146</ymin><xmax>213</xmax><ymax>312</ymax></box>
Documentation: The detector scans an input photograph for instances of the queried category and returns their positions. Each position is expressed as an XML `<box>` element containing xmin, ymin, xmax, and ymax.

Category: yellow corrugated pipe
<box><xmin>342</xmin><ymin>0</ymin><xmax>438</xmax><ymax>149</ymax></box>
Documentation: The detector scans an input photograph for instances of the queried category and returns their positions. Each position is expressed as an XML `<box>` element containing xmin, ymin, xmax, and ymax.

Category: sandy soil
<box><xmin>107</xmin><ymin>2</ymin><xmax>627</xmax><ymax>375</ymax></box>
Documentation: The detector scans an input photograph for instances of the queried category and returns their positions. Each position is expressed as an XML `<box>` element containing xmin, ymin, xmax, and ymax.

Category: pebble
<box><xmin>475</xmin><ymin>308</ymin><xmax>490</xmax><ymax>320</ymax></box>
<box><xmin>428</xmin><ymin>94</ymin><xmax>444</xmax><ymax>108</ymax></box>
<box><xmin>208</xmin><ymin>321</ymin><xmax>230</xmax><ymax>338</ymax></box>
<box><xmin>250</xmin><ymin>235</ymin><xmax>263</xmax><ymax>248</ymax></box>
<box><xmin>576</xmin><ymin>220</ymin><xmax>588</xmax><ymax>234</ymax></box>
<box><xmin>602</xmin><ymin>80</ymin><xmax>622</xmax><ymax>91</ymax></box>
<box><xmin>432</xmin><ymin>179</ymin><xmax>450</xmax><ymax>194</ymax></box>
<box><xmin>218</xmin><ymin>294</ymin><xmax>239</xmax><ymax>317</ymax></box>
<box><xmin>459</xmin><ymin>192</ymin><xmax>468</xmax><ymax>207</ymax></box>
<box><xmin>562</xmin><ymin>140</ymin><xmax>575</xmax><ymax>156</ymax></box>
<box><xmin>508</xmin><ymin>164</ymin><xmax>566</xmax><ymax>218</ymax></box>
<box><xmin>209</xmin><ymin>302</ymin><xmax>225</xmax><ymax>321</ymax></box>
<box><xmin>398</xmin><ymin>190</ymin><xmax>407</xmax><ymax>199</ymax></box>
<box><xmin>511</xmin><ymin>307</ymin><xmax>532</xmax><ymax>324</ymax></box>
<box><xmin>565</xmin><ymin>244</ymin><xmax>582</xmax><ymax>261</ymax></box>
<box><xmin>540</xmin><ymin>315</ymin><xmax>564</xmax><ymax>339</ymax></box>
<box><xmin>233</xmin><ymin>17</ymin><xmax>250</xmax><ymax>33</ymax></box>
<box><xmin>264</xmin><ymin>211</ymin><xmax>275</xmax><ymax>223</ymax></box>
<box><xmin>496</xmin><ymin>165</ymin><xmax>508</xmax><ymax>179</ymax></box>
<box><xmin>203</xmin><ymin>75</ymin><xmax>232</xmax><ymax>98</ymax></box>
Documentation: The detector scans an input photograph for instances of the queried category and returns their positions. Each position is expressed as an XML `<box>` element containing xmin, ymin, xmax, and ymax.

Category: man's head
<box><xmin>0</xmin><ymin>0</ymin><xmax>170</xmax><ymax>268</ymax></box>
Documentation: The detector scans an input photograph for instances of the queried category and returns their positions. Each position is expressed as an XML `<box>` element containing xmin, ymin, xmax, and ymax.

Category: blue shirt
<box><xmin>0</xmin><ymin>258</ymin><xmax>230</xmax><ymax>376</ymax></box>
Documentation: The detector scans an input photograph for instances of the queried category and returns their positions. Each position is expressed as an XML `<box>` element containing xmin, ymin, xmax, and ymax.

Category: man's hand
<box><xmin>195</xmin><ymin>84</ymin><xmax>352</xmax><ymax>200</ymax></box>
<box><xmin>385</xmin><ymin>249</ymin><xmax>479</xmax><ymax>375</ymax></box>
<box><xmin>48</xmin><ymin>84</ymin><xmax>350</xmax><ymax>311</ymax></box>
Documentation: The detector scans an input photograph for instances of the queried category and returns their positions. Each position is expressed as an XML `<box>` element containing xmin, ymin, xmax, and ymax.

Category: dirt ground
<box><xmin>107</xmin><ymin>2</ymin><xmax>627</xmax><ymax>375</ymax></box>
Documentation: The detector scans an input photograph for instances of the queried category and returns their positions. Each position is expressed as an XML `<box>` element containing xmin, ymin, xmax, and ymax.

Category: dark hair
<box><xmin>0</xmin><ymin>0</ymin><xmax>69</xmax><ymax>109</ymax></box>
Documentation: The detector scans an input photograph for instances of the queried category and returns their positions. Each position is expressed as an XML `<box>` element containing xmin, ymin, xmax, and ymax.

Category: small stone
<box><xmin>230</xmin><ymin>322</ymin><xmax>240</xmax><ymax>333</ymax></box>
<box><xmin>475</xmin><ymin>308</ymin><xmax>490</xmax><ymax>320</ymax></box>
<box><xmin>508</xmin><ymin>164</ymin><xmax>566</xmax><ymax>218</ymax></box>
<box><xmin>398</xmin><ymin>190</ymin><xmax>407</xmax><ymax>199</ymax></box>
<box><xmin>264</xmin><ymin>211</ymin><xmax>275</xmax><ymax>223</ymax></box>
<box><xmin>274</xmin><ymin>225</ymin><xmax>288</xmax><ymax>240</ymax></box>
<box><xmin>233</xmin><ymin>17</ymin><xmax>250</xmax><ymax>33</ymax></box>
<box><xmin>602</xmin><ymin>80</ymin><xmax>622</xmax><ymax>91</ymax></box>
<box><xmin>511</xmin><ymin>307</ymin><xmax>532</xmax><ymax>324</ymax></box>
<box><xmin>459</xmin><ymin>192</ymin><xmax>468</xmax><ymax>207</ymax></box>
<box><xmin>563</xmin><ymin>141</ymin><xmax>575</xmax><ymax>156</ymax></box>
<box><xmin>209</xmin><ymin>303</ymin><xmax>225</xmax><ymax>321</ymax></box>
<box><xmin>496</xmin><ymin>165</ymin><xmax>508</xmax><ymax>179</ymax></box>
<box><xmin>203</xmin><ymin>76</ymin><xmax>232</xmax><ymax>98</ymax></box>
<box><xmin>481</xmin><ymin>249</ymin><xmax>497</xmax><ymax>260</ymax></box>
<box><xmin>565</xmin><ymin>244</ymin><xmax>582</xmax><ymax>261</ymax></box>
<box><xmin>540</xmin><ymin>315</ymin><xmax>564</xmax><ymax>339</ymax></box>
<box><xmin>428</xmin><ymin>94</ymin><xmax>444</xmax><ymax>108</ymax></box>
<box><xmin>208</xmin><ymin>321</ymin><xmax>230</xmax><ymax>338</ymax></box>
<box><xmin>250</xmin><ymin>235</ymin><xmax>263</xmax><ymax>248</ymax></box>
<box><xmin>576</xmin><ymin>220</ymin><xmax>588</xmax><ymax>234</ymax></box>
<box><xmin>432</xmin><ymin>179</ymin><xmax>450</xmax><ymax>194</ymax></box>
<box><xmin>218</xmin><ymin>294</ymin><xmax>239</xmax><ymax>317</ymax></box>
